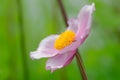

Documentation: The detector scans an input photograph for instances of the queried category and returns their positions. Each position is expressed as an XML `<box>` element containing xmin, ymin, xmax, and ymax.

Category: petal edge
<box><xmin>30</xmin><ymin>35</ymin><xmax>59</xmax><ymax>60</ymax></box>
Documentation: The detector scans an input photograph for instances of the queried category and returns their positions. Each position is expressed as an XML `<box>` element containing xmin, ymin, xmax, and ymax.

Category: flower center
<box><xmin>54</xmin><ymin>30</ymin><xmax>75</xmax><ymax>50</ymax></box>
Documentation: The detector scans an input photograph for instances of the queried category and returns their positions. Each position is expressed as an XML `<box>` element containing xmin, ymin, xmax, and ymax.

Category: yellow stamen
<box><xmin>54</xmin><ymin>30</ymin><xmax>75</xmax><ymax>50</ymax></box>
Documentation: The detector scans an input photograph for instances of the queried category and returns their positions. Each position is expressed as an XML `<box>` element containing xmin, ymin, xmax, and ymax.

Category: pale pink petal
<box><xmin>46</xmin><ymin>50</ymin><xmax>76</xmax><ymax>72</ymax></box>
<box><xmin>67</xmin><ymin>18</ymin><xmax>78</xmax><ymax>33</ymax></box>
<box><xmin>30</xmin><ymin>35</ymin><xmax>59</xmax><ymax>59</ymax></box>
<box><xmin>76</xmin><ymin>3</ymin><xmax>95</xmax><ymax>40</ymax></box>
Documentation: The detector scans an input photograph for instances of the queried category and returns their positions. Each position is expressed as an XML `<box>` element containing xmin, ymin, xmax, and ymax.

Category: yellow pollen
<box><xmin>54</xmin><ymin>30</ymin><xmax>75</xmax><ymax>50</ymax></box>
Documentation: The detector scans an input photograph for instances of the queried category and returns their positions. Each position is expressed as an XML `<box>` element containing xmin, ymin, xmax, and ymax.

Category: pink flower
<box><xmin>30</xmin><ymin>3</ymin><xmax>95</xmax><ymax>72</ymax></box>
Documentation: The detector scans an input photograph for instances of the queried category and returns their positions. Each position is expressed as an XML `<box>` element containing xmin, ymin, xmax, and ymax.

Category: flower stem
<box><xmin>75</xmin><ymin>50</ymin><xmax>87</xmax><ymax>80</ymax></box>
<box><xmin>57</xmin><ymin>0</ymin><xmax>68</xmax><ymax>27</ymax></box>
<box><xmin>57</xmin><ymin>0</ymin><xmax>87</xmax><ymax>80</ymax></box>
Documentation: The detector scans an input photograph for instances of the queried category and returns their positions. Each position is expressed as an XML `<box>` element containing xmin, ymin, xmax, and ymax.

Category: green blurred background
<box><xmin>0</xmin><ymin>0</ymin><xmax>120</xmax><ymax>80</ymax></box>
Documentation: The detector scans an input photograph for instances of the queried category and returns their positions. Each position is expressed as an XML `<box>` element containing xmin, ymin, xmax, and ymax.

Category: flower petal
<box><xmin>76</xmin><ymin>3</ymin><xmax>95</xmax><ymax>39</ymax></box>
<box><xmin>30</xmin><ymin>35</ymin><xmax>59</xmax><ymax>59</ymax></box>
<box><xmin>67</xmin><ymin>18</ymin><xmax>78</xmax><ymax>33</ymax></box>
<box><xmin>46</xmin><ymin>50</ymin><xmax>76</xmax><ymax>72</ymax></box>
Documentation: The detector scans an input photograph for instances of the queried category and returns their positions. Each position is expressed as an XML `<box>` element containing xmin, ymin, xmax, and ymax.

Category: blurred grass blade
<box><xmin>16</xmin><ymin>0</ymin><xmax>29</xmax><ymax>80</ymax></box>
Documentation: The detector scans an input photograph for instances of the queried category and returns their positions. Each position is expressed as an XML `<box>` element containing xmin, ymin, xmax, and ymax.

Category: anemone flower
<box><xmin>30</xmin><ymin>3</ymin><xmax>95</xmax><ymax>72</ymax></box>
